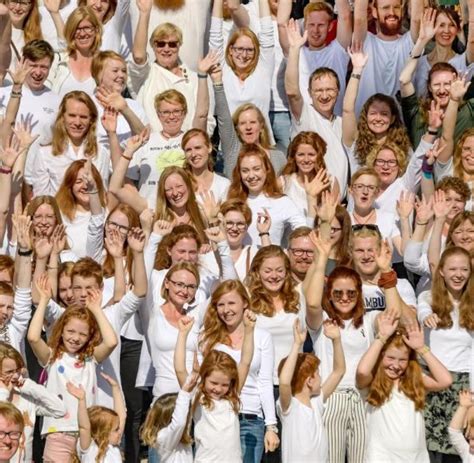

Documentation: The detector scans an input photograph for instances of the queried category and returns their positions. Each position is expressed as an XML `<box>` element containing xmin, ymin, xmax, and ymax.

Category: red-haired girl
<box><xmin>356</xmin><ymin>312</ymin><xmax>452</xmax><ymax>462</ymax></box>
<box><xmin>27</xmin><ymin>275</ymin><xmax>118</xmax><ymax>461</ymax></box>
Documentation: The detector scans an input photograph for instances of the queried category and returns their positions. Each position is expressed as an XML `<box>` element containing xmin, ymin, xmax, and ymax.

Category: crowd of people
<box><xmin>0</xmin><ymin>0</ymin><xmax>472</xmax><ymax>461</ymax></box>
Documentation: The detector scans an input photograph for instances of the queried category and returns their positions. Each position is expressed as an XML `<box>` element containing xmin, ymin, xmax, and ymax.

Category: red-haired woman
<box><xmin>417</xmin><ymin>246</ymin><xmax>473</xmax><ymax>461</ymax></box>
<box><xmin>356</xmin><ymin>311</ymin><xmax>451</xmax><ymax>462</ymax></box>
<box><xmin>227</xmin><ymin>145</ymin><xmax>306</xmax><ymax>246</ymax></box>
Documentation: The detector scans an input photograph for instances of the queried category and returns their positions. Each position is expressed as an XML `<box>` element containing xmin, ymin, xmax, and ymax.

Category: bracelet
<box><xmin>0</xmin><ymin>166</ymin><xmax>12</xmax><ymax>175</ymax></box>
<box><xmin>18</xmin><ymin>248</ymin><xmax>33</xmax><ymax>257</ymax></box>
<box><xmin>376</xmin><ymin>333</ymin><xmax>388</xmax><ymax>345</ymax></box>
<box><xmin>409</xmin><ymin>51</ymin><xmax>422</xmax><ymax>59</ymax></box>
<box><xmin>46</xmin><ymin>265</ymin><xmax>58</xmax><ymax>270</ymax></box>
<box><xmin>416</xmin><ymin>220</ymin><xmax>429</xmax><ymax>226</ymax></box>
<box><xmin>213</xmin><ymin>82</ymin><xmax>224</xmax><ymax>88</ymax></box>
<box><xmin>259</xmin><ymin>232</ymin><xmax>270</xmax><ymax>237</ymax></box>
<box><xmin>266</xmin><ymin>425</ymin><xmax>279</xmax><ymax>434</ymax></box>
<box><xmin>121</xmin><ymin>153</ymin><xmax>132</xmax><ymax>161</ymax></box>
<box><xmin>10</xmin><ymin>90</ymin><xmax>22</xmax><ymax>98</ymax></box>
<box><xmin>427</xmin><ymin>128</ymin><xmax>438</xmax><ymax>135</ymax></box>
<box><xmin>197</xmin><ymin>73</ymin><xmax>207</xmax><ymax>79</ymax></box>
<box><xmin>378</xmin><ymin>269</ymin><xmax>397</xmax><ymax>289</ymax></box>
<box><xmin>422</xmin><ymin>171</ymin><xmax>433</xmax><ymax>180</ymax></box>
<box><xmin>351</xmin><ymin>73</ymin><xmax>361</xmax><ymax>80</ymax></box>
<box><xmin>421</xmin><ymin>156</ymin><xmax>434</xmax><ymax>174</ymax></box>
<box><xmin>416</xmin><ymin>345</ymin><xmax>430</xmax><ymax>356</ymax></box>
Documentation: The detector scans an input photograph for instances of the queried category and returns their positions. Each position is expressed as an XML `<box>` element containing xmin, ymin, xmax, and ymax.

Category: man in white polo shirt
<box><xmin>0</xmin><ymin>40</ymin><xmax>60</xmax><ymax>195</ymax></box>
<box><xmin>352</xmin><ymin>0</ymin><xmax>423</xmax><ymax>115</ymax></box>
<box><xmin>285</xmin><ymin>19</ymin><xmax>349</xmax><ymax>199</ymax></box>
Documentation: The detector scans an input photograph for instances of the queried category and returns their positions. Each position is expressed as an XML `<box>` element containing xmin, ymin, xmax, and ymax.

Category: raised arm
<box><xmin>427</xmin><ymin>189</ymin><xmax>450</xmax><ymax>274</ymax></box>
<box><xmin>342</xmin><ymin>45</ymin><xmax>368</xmax><ymax>147</ymax></box>
<box><xmin>132</xmin><ymin>0</ymin><xmax>152</xmax><ymax>65</ymax></box>
<box><xmin>409</xmin><ymin>0</ymin><xmax>424</xmax><ymax>42</ymax></box>
<box><xmin>66</xmin><ymin>382</ymin><xmax>92</xmax><ymax>452</ymax></box>
<box><xmin>284</xmin><ymin>19</ymin><xmax>307</xmax><ymax>121</ymax></box>
<box><xmin>320</xmin><ymin>321</ymin><xmax>345</xmax><ymax>401</ymax></box>
<box><xmin>101</xmin><ymin>372</ymin><xmax>127</xmax><ymax>437</ymax></box>
<box><xmin>335</xmin><ymin>0</ymin><xmax>353</xmax><ymax>49</ymax></box>
<box><xmin>395</xmin><ymin>191</ymin><xmax>415</xmax><ymax>253</ymax></box>
<box><xmin>128</xmin><ymin>227</ymin><xmax>147</xmax><ymax>297</ymax></box>
<box><xmin>278</xmin><ymin>319</ymin><xmax>306</xmax><ymax>413</ymax></box>
<box><xmin>352</xmin><ymin>0</ymin><xmax>368</xmax><ymax>46</ymax></box>
<box><xmin>174</xmin><ymin>316</ymin><xmax>194</xmax><ymax>388</ymax></box>
<box><xmin>276</xmin><ymin>0</ymin><xmax>292</xmax><ymax>56</ymax></box>
<box><xmin>356</xmin><ymin>309</ymin><xmax>398</xmax><ymax>389</ymax></box>
<box><xmin>449</xmin><ymin>391</ymin><xmax>473</xmax><ymax>431</ymax></box>
<box><xmin>88</xmin><ymin>290</ymin><xmax>118</xmax><ymax>363</ymax></box>
<box><xmin>238</xmin><ymin>310</ymin><xmax>256</xmax><ymax>393</ymax></box>
<box><xmin>227</xmin><ymin>0</ymin><xmax>250</xmax><ymax>28</ymax></box>
<box><xmin>209</xmin><ymin>0</ymin><xmax>225</xmax><ymax>64</ymax></box>
<box><xmin>105</xmin><ymin>229</ymin><xmax>127</xmax><ymax>303</ymax></box>
<box><xmin>44</xmin><ymin>0</ymin><xmax>65</xmax><ymax>41</ymax></box>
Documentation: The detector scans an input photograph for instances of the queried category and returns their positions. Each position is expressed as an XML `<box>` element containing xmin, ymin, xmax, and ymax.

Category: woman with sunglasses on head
<box><xmin>130</xmin><ymin>0</ymin><xmax>216</xmax><ymax>134</ymax></box>
<box><xmin>47</xmin><ymin>6</ymin><xmax>102</xmax><ymax>98</ymax></box>
<box><xmin>210</xmin><ymin>0</ymin><xmax>275</xmax><ymax>143</ymax></box>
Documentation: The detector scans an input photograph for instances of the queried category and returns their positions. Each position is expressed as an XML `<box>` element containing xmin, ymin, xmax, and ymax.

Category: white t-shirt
<box><xmin>78</xmin><ymin>440</ymin><xmax>122</xmax><ymax>463</ymax></box>
<box><xmin>356</xmin><ymin>32</ymin><xmax>414</xmax><ymax>116</ymax></box>
<box><xmin>363</xmin><ymin>278</ymin><xmax>416</xmax><ymax>312</ymax></box>
<box><xmin>195</xmin><ymin>174</ymin><xmax>230</xmax><ymax>206</ymax></box>
<box><xmin>299</xmin><ymin>40</ymin><xmax>349</xmax><ymax>116</ymax></box>
<box><xmin>193</xmin><ymin>399</ymin><xmax>241</xmax><ymax>463</ymax></box>
<box><xmin>127</xmin><ymin>131</ymin><xmax>185</xmax><ymax>209</ymax></box>
<box><xmin>277</xmin><ymin>395</ymin><xmax>328</xmax><ymax>463</ymax></box>
<box><xmin>292</xmin><ymin>103</ymin><xmax>349</xmax><ymax>199</ymax></box>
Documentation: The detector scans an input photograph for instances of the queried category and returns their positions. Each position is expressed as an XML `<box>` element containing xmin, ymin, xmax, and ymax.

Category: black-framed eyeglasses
<box><xmin>0</xmin><ymin>431</ymin><xmax>22</xmax><ymax>441</ymax></box>
<box><xmin>225</xmin><ymin>221</ymin><xmax>247</xmax><ymax>231</ymax></box>
<box><xmin>374</xmin><ymin>159</ymin><xmax>398</xmax><ymax>168</ymax></box>
<box><xmin>106</xmin><ymin>221</ymin><xmax>130</xmax><ymax>235</ymax></box>
<box><xmin>289</xmin><ymin>248</ymin><xmax>314</xmax><ymax>257</ymax></box>
<box><xmin>169</xmin><ymin>280</ymin><xmax>198</xmax><ymax>292</ymax></box>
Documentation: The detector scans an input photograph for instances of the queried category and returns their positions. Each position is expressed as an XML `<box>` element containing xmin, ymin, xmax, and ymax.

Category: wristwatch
<box><xmin>266</xmin><ymin>425</ymin><xmax>279</xmax><ymax>434</ymax></box>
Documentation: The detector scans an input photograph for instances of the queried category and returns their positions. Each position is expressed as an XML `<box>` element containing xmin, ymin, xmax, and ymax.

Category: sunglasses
<box><xmin>331</xmin><ymin>289</ymin><xmax>358</xmax><ymax>301</ymax></box>
<box><xmin>352</xmin><ymin>224</ymin><xmax>380</xmax><ymax>233</ymax></box>
<box><xmin>154</xmin><ymin>40</ymin><xmax>179</xmax><ymax>49</ymax></box>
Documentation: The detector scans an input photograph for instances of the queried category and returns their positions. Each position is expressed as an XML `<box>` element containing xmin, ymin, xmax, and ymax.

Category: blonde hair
<box><xmin>366</xmin><ymin>142</ymin><xmax>408</xmax><ymax>176</ymax></box>
<box><xmin>88</xmin><ymin>406</ymin><xmax>119</xmax><ymax>463</ymax></box>
<box><xmin>64</xmin><ymin>6</ymin><xmax>102</xmax><ymax>56</ymax></box>
<box><xmin>149</xmin><ymin>22</ymin><xmax>183</xmax><ymax>47</ymax></box>
<box><xmin>232</xmin><ymin>104</ymin><xmax>273</xmax><ymax>149</ymax></box>
<box><xmin>154</xmin><ymin>89</ymin><xmax>188</xmax><ymax>115</ymax></box>
<box><xmin>91</xmin><ymin>50</ymin><xmax>126</xmax><ymax>85</ymax></box>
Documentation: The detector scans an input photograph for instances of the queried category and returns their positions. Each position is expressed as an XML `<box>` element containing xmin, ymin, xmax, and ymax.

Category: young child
<box><xmin>27</xmin><ymin>274</ymin><xmax>118</xmax><ymax>461</ymax></box>
<box><xmin>356</xmin><ymin>309</ymin><xmax>452</xmax><ymax>462</ymax></box>
<box><xmin>140</xmin><ymin>371</ymin><xmax>199</xmax><ymax>463</ymax></box>
<box><xmin>174</xmin><ymin>310</ymin><xmax>256</xmax><ymax>463</ymax></box>
<box><xmin>0</xmin><ymin>341</ymin><xmax>66</xmax><ymax>463</ymax></box>
<box><xmin>67</xmin><ymin>372</ymin><xmax>126</xmax><ymax>462</ymax></box>
<box><xmin>277</xmin><ymin>319</ymin><xmax>346</xmax><ymax>463</ymax></box>
<box><xmin>448</xmin><ymin>390</ymin><xmax>474</xmax><ymax>463</ymax></box>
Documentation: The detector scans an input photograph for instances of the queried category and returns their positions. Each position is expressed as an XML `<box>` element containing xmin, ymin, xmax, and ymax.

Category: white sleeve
<box><xmin>285</xmin><ymin>198</ymin><xmax>308</xmax><ymax>231</ymax></box>
<box><xmin>216</xmin><ymin>241</ymin><xmax>238</xmax><ymax>281</ymax></box>
<box><xmin>258</xmin><ymin>16</ymin><xmax>275</xmax><ymax>75</ymax></box>
<box><xmin>19</xmin><ymin>378</ymin><xmax>66</xmax><ymax>418</ymax></box>
<box><xmin>396</xmin><ymin>279</ymin><xmax>416</xmax><ymax>308</ymax></box>
<box><xmin>44</xmin><ymin>299</ymin><xmax>66</xmax><ymax>327</ymax></box>
<box><xmin>403</xmin><ymin>240</ymin><xmax>431</xmax><ymax>277</ymax></box>
<box><xmin>31</xmin><ymin>150</ymin><xmax>50</xmax><ymax>195</ymax></box>
<box><xmin>144</xmin><ymin>232</ymin><xmax>163</xmax><ymax>279</ymax></box>
<box><xmin>257</xmin><ymin>330</ymin><xmax>277</xmax><ymax>426</ymax></box>
<box><xmin>401</xmin><ymin>139</ymin><xmax>432</xmax><ymax>193</ymax></box>
<box><xmin>11</xmin><ymin>287</ymin><xmax>32</xmax><ymax>340</ymax></box>
<box><xmin>155</xmin><ymin>389</ymin><xmax>192</xmax><ymax>450</ymax></box>
<box><xmin>209</xmin><ymin>16</ymin><xmax>225</xmax><ymax>65</ymax></box>
<box><xmin>114</xmin><ymin>291</ymin><xmax>143</xmax><ymax>328</ymax></box>
<box><xmin>85</xmin><ymin>211</ymin><xmax>105</xmax><ymax>263</ymax></box>
<box><xmin>416</xmin><ymin>290</ymin><xmax>433</xmax><ymax>324</ymax></box>
<box><xmin>434</xmin><ymin>158</ymin><xmax>453</xmax><ymax>182</ymax></box>
<box><xmin>447</xmin><ymin>428</ymin><xmax>469</xmax><ymax>461</ymax></box>
<box><xmin>128</xmin><ymin>56</ymin><xmax>151</xmax><ymax>97</ymax></box>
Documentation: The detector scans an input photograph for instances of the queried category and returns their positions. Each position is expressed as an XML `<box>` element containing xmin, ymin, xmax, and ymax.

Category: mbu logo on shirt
<box><xmin>364</xmin><ymin>296</ymin><xmax>386</xmax><ymax>311</ymax></box>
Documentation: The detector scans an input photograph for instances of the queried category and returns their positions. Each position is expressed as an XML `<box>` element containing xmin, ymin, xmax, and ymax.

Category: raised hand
<box><xmin>450</xmin><ymin>72</ymin><xmax>471</xmax><ymax>103</ymax></box>
<box><xmin>44</xmin><ymin>0</ymin><xmax>61</xmax><ymax>13</ymax></box>
<box><xmin>34</xmin><ymin>237</ymin><xmax>53</xmax><ymax>260</ymax></box>
<box><xmin>198</xmin><ymin>50</ymin><xmax>220</xmax><ymax>75</ymax></box>
<box><xmin>51</xmin><ymin>224</ymin><xmax>67</xmax><ymax>255</ymax></box>
<box><xmin>105</xmin><ymin>228</ymin><xmax>125</xmax><ymax>258</ymax></box>
<box><xmin>458</xmin><ymin>390</ymin><xmax>474</xmax><ymax>408</ymax></box>
<box><xmin>432</xmin><ymin>189</ymin><xmax>450</xmax><ymax>219</ymax></box>
<box><xmin>309</xmin><ymin>229</ymin><xmax>332</xmax><ymax>257</ymax></box>
<box><xmin>423</xmin><ymin>313</ymin><xmax>440</xmax><ymax>329</ymax></box>
<box><xmin>182</xmin><ymin>370</ymin><xmax>200</xmax><ymax>393</ymax></box>
<box><xmin>66</xmin><ymin>382</ymin><xmax>86</xmax><ymax>400</ymax></box>
<box><xmin>136</xmin><ymin>0</ymin><xmax>152</xmax><ymax>14</ymax></box>
<box><xmin>177</xmin><ymin>316</ymin><xmax>194</xmax><ymax>334</ymax></box>
<box><xmin>153</xmin><ymin>219</ymin><xmax>174</xmax><ymax>237</ymax></box>
<box><xmin>347</xmin><ymin>44</ymin><xmax>368</xmax><ymax>72</ymax></box>
<box><xmin>243</xmin><ymin>309</ymin><xmax>257</xmax><ymax>331</ymax></box>
<box><xmin>82</xmin><ymin>159</ymin><xmax>97</xmax><ymax>193</ymax></box>
<box><xmin>0</xmin><ymin>136</ymin><xmax>22</xmax><ymax>169</ymax></box>
<box><xmin>127</xmin><ymin>227</ymin><xmax>146</xmax><ymax>253</ymax></box>
<box><xmin>139</xmin><ymin>208</ymin><xmax>155</xmax><ymax>235</ymax></box>
<box><xmin>7</xmin><ymin>59</ymin><xmax>31</xmax><ymax>86</ymax></box>
<box><xmin>375</xmin><ymin>239</ymin><xmax>392</xmax><ymax>273</ymax></box>
<box><xmin>414</xmin><ymin>195</ymin><xmax>434</xmax><ymax>225</ymax></box>
<box><xmin>12</xmin><ymin>115</ymin><xmax>39</xmax><ymax>151</ymax></box>
<box><xmin>377</xmin><ymin>308</ymin><xmax>399</xmax><ymax>338</ymax></box>
<box><xmin>315</xmin><ymin>189</ymin><xmax>338</xmax><ymax>224</ymax></box>
<box><xmin>427</xmin><ymin>99</ymin><xmax>444</xmax><ymax>130</ymax></box>
<box><xmin>124</xmin><ymin>126</ymin><xmax>150</xmax><ymax>154</ymax></box>
<box><xmin>101</xmin><ymin>106</ymin><xmax>119</xmax><ymax>133</ymax></box>
<box><xmin>12</xmin><ymin>214</ymin><xmax>32</xmax><ymax>250</ymax></box>
<box><xmin>256</xmin><ymin>208</ymin><xmax>271</xmax><ymax>234</ymax></box>
<box><xmin>199</xmin><ymin>191</ymin><xmax>220</xmax><ymax>222</ymax></box>
<box><xmin>287</xmin><ymin>18</ymin><xmax>308</xmax><ymax>49</ymax></box>
<box><xmin>323</xmin><ymin>319</ymin><xmax>341</xmax><ymax>339</ymax></box>
<box><xmin>396</xmin><ymin>191</ymin><xmax>415</xmax><ymax>219</ymax></box>
<box><xmin>96</xmin><ymin>86</ymin><xmax>127</xmax><ymax>112</ymax></box>
<box><xmin>303</xmin><ymin>169</ymin><xmax>331</xmax><ymax>199</ymax></box>
<box><xmin>205</xmin><ymin>217</ymin><xmax>226</xmax><ymax>244</ymax></box>
<box><xmin>100</xmin><ymin>372</ymin><xmax>119</xmax><ymax>389</ymax></box>
<box><xmin>35</xmin><ymin>272</ymin><xmax>53</xmax><ymax>301</ymax></box>
<box><xmin>293</xmin><ymin>318</ymin><xmax>307</xmax><ymax>346</ymax></box>
<box><xmin>402</xmin><ymin>322</ymin><xmax>425</xmax><ymax>351</ymax></box>
<box><xmin>86</xmin><ymin>288</ymin><xmax>102</xmax><ymax>312</ymax></box>
<box><xmin>419</xmin><ymin>7</ymin><xmax>438</xmax><ymax>43</ymax></box>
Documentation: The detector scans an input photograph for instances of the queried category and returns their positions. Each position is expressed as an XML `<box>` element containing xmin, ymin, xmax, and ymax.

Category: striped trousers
<box><xmin>323</xmin><ymin>389</ymin><xmax>367</xmax><ymax>463</ymax></box>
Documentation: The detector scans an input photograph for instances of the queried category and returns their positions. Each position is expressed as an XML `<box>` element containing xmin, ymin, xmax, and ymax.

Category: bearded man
<box><xmin>351</xmin><ymin>0</ymin><xmax>423</xmax><ymax>115</ymax></box>
<box><xmin>129</xmin><ymin>0</ymin><xmax>211</xmax><ymax>71</ymax></box>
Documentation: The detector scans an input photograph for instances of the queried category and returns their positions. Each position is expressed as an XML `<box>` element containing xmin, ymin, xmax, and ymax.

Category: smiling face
<box><xmin>350</xmin><ymin>174</ymin><xmax>379</xmax><ymax>211</ymax></box>
<box><xmin>74</xmin><ymin>19</ymin><xmax>96</xmax><ymax>53</ymax></box>
<box><xmin>25</xmin><ymin>56</ymin><xmax>52</xmax><ymax>91</ymax></box>
<box><xmin>157</xmin><ymin>100</ymin><xmax>185</xmax><ymax>136</ymax></box>
<box><xmin>294</xmin><ymin>143</ymin><xmax>320</xmax><ymax>175</ymax></box>
<box><xmin>32</xmin><ymin>203</ymin><xmax>57</xmax><ymax>239</ymax></box>
<box><xmin>229</xmin><ymin>35</ymin><xmax>256</xmax><ymax>71</ymax></box>
<box><xmin>224</xmin><ymin>210</ymin><xmax>248</xmax><ymax>247</ymax></box>
<box><xmin>237</xmin><ymin>109</ymin><xmax>263</xmax><ymax>145</ymax></box>
<box><xmin>153</xmin><ymin>34</ymin><xmax>180</xmax><ymax>70</ymax></box>
<box><xmin>184</xmin><ymin>134</ymin><xmax>211</xmax><ymax>171</ymax></box>
<box><xmin>87</xmin><ymin>0</ymin><xmax>110</xmax><ymax>22</ymax></box>
<box><xmin>366</xmin><ymin>100</ymin><xmax>393</xmax><ymax>135</ymax></box>
<box><xmin>72</xmin><ymin>167</ymin><xmax>90</xmax><ymax>207</ymax></box>
<box><xmin>461</xmin><ymin>136</ymin><xmax>474</xmax><ymax>175</ymax></box>
<box><xmin>309</xmin><ymin>74</ymin><xmax>339</xmax><ymax>117</ymax></box>
<box><xmin>0</xmin><ymin>295</ymin><xmax>13</xmax><ymax>329</ymax></box>
<box><xmin>7</xmin><ymin>0</ymin><xmax>32</xmax><ymax>25</ymax></box>
<box><xmin>305</xmin><ymin>10</ymin><xmax>332</xmax><ymax>49</ymax></box>
<box><xmin>451</xmin><ymin>220</ymin><xmax>474</xmax><ymax>252</ymax></box>
<box><xmin>61</xmin><ymin>317</ymin><xmax>91</xmax><ymax>354</ymax></box>
<box><xmin>240</xmin><ymin>155</ymin><xmax>267</xmax><ymax>195</ymax></box>
<box><xmin>429</xmin><ymin>70</ymin><xmax>455</xmax><ymax>108</ymax></box>
<box><xmin>100</xmin><ymin>58</ymin><xmax>126</xmax><ymax>93</ymax></box>
<box><xmin>164</xmin><ymin>269</ymin><xmax>197</xmax><ymax>306</ymax></box>
<box><xmin>258</xmin><ymin>256</ymin><xmax>286</xmax><ymax>294</ymax></box>
<box><xmin>164</xmin><ymin>173</ymin><xmax>189</xmax><ymax>211</ymax></box>
<box><xmin>330</xmin><ymin>277</ymin><xmax>358</xmax><ymax>318</ymax></box>
<box><xmin>351</xmin><ymin>236</ymin><xmax>380</xmax><ymax>278</ymax></box>
<box><xmin>382</xmin><ymin>345</ymin><xmax>409</xmax><ymax>380</ymax></box>
<box><xmin>373</xmin><ymin>149</ymin><xmax>399</xmax><ymax>187</ymax></box>
<box><xmin>204</xmin><ymin>369</ymin><xmax>232</xmax><ymax>400</ymax></box>
<box><xmin>167</xmin><ymin>238</ymin><xmax>199</xmax><ymax>265</ymax></box>
<box><xmin>444</xmin><ymin>189</ymin><xmax>466</xmax><ymax>221</ymax></box>
<box><xmin>64</xmin><ymin>99</ymin><xmax>92</xmax><ymax>145</ymax></box>
<box><xmin>288</xmin><ymin>235</ymin><xmax>315</xmax><ymax>280</ymax></box>
<box><xmin>373</xmin><ymin>0</ymin><xmax>402</xmax><ymax>36</ymax></box>
<box><xmin>0</xmin><ymin>415</ymin><xmax>22</xmax><ymax>461</ymax></box>
<box><xmin>216</xmin><ymin>290</ymin><xmax>247</xmax><ymax>330</ymax></box>
<box><xmin>439</xmin><ymin>253</ymin><xmax>471</xmax><ymax>296</ymax></box>
<box><xmin>434</xmin><ymin>12</ymin><xmax>458</xmax><ymax>47</ymax></box>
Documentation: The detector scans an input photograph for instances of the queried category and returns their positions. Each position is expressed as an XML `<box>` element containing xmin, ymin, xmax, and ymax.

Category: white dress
<box><xmin>366</xmin><ymin>387</ymin><xmax>429</xmax><ymax>462</ymax></box>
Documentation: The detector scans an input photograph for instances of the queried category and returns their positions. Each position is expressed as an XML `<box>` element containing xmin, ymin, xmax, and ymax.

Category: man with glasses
<box><xmin>0</xmin><ymin>402</ymin><xmax>23</xmax><ymax>463</ymax></box>
<box><xmin>284</xmin><ymin>18</ymin><xmax>349</xmax><ymax>199</ymax></box>
<box><xmin>287</xmin><ymin>227</ymin><xmax>315</xmax><ymax>284</ymax></box>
